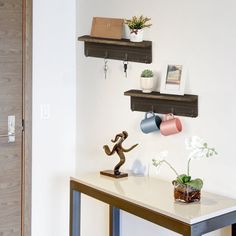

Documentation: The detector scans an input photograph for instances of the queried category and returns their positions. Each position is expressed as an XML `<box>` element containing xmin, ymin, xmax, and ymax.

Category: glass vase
<box><xmin>173</xmin><ymin>182</ymin><xmax>201</xmax><ymax>203</ymax></box>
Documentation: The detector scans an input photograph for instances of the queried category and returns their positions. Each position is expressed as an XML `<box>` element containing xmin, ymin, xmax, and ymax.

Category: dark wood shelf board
<box><xmin>78</xmin><ymin>35</ymin><xmax>152</xmax><ymax>48</ymax></box>
<box><xmin>124</xmin><ymin>90</ymin><xmax>197</xmax><ymax>102</ymax></box>
<box><xmin>78</xmin><ymin>35</ymin><xmax>152</xmax><ymax>64</ymax></box>
<box><xmin>124</xmin><ymin>90</ymin><xmax>198</xmax><ymax>118</ymax></box>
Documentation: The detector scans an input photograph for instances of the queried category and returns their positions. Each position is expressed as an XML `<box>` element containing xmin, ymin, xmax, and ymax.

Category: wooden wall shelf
<box><xmin>78</xmin><ymin>35</ymin><xmax>152</xmax><ymax>63</ymax></box>
<box><xmin>124</xmin><ymin>90</ymin><xmax>198</xmax><ymax>117</ymax></box>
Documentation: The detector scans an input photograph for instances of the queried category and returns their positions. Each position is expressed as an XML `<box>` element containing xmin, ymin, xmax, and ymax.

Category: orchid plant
<box><xmin>152</xmin><ymin>136</ymin><xmax>217</xmax><ymax>190</ymax></box>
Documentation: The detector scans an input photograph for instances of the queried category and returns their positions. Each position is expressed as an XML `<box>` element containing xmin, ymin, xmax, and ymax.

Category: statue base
<box><xmin>100</xmin><ymin>170</ymin><xmax>128</xmax><ymax>178</ymax></box>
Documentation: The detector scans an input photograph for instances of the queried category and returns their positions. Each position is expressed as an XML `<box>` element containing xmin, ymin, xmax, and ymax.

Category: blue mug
<box><xmin>140</xmin><ymin>112</ymin><xmax>162</xmax><ymax>134</ymax></box>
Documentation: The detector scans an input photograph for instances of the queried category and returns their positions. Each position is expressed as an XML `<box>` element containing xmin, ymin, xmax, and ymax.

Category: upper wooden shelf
<box><xmin>78</xmin><ymin>35</ymin><xmax>152</xmax><ymax>63</ymax></box>
<box><xmin>124</xmin><ymin>90</ymin><xmax>198</xmax><ymax>117</ymax></box>
<box><xmin>78</xmin><ymin>35</ymin><xmax>152</xmax><ymax>47</ymax></box>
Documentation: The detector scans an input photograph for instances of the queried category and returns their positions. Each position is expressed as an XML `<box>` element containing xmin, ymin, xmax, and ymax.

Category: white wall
<box><xmin>77</xmin><ymin>0</ymin><xmax>236</xmax><ymax>235</ymax></box>
<box><xmin>32</xmin><ymin>0</ymin><xmax>76</xmax><ymax>235</ymax></box>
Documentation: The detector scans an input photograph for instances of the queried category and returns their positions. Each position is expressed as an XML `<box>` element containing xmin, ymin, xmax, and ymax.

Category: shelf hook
<box><xmin>124</xmin><ymin>53</ymin><xmax>128</xmax><ymax>61</ymax></box>
<box><xmin>85</xmin><ymin>48</ymin><xmax>89</xmax><ymax>57</ymax></box>
<box><xmin>145</xmin><ymin>55</ymin><xmax>148</xmax><ymax>64</ymax></box>
<box><xmin>151</xmin><ymin>105</ymin><xmax>154</xmax><ymax>113</ymax></box>
<box><xmin>104</xmin><ymin>58</ymin><xmax>108</xmax><ymax>79</ymax></box>
<box><xmin>105</xmin><ymin>50</ymin><xmax>109</xmax><ymax>59</ymax></box>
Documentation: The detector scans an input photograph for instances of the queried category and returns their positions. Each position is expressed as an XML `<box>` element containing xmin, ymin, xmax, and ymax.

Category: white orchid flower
<box><xmin>152</xmin><ymin>137</ymin><xmax>217</xmax><ymax>178</ymax></box>
<box><xmin>152</xmin><ymin>150</ymin><xmax>179</xmax><ymax>176</ymax></box>
<box><xmin>185</xmin><ymin>136</ymin><xmax>204</xmax><ymax>150</ymax></box>
<box><xmin>188</xmin><ymin>148</ymin><xmax>208</xmax><ymax>160</ymax></box>
<box><xmin>186</xmin><ymin>136</ymin><xmax>217</xmax><ymax>175</ymax></box>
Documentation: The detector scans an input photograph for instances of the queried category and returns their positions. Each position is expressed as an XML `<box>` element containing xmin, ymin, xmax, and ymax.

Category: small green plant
<box><xmin>141</xmin><ymin>69</ymin><xmax>153</xmax><ymax>78</ymax></box>
<box><xmin>125</xmin><ymin>15</ymin><xmax>151</xmax><ymax>33</ymax></box>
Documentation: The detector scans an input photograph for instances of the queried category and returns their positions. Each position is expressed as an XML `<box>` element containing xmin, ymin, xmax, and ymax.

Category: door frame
<box><xmin>22</xmin><ymin>0</ymin><xmax>32</xmax><ymax>235</ymax></box>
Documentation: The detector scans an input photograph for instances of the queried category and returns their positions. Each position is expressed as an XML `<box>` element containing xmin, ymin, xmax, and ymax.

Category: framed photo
<box><xmin>90</xmin><ymin>17</ymin><xmax>124</xmax><ymax>39</ymax></box>
<box><xmin>160</xmin><ymin>64</ymin><xmax>186</xmax><ymax>95</ymax></box>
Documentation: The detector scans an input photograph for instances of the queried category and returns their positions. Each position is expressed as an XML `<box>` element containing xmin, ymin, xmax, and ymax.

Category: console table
<box><xmin>70</xmin><ymin>173</ymin><xmax>236</xmax><ymax>236</ymax></box>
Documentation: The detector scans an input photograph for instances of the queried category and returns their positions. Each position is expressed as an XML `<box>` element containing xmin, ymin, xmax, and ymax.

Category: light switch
<box><xmin>40</xmin><ymin>104</ymin><xmax>51</xmax><ymax>120</ymax></box>
<box><xmin>8</xmin><ymin>115</ymin><xmax>15</xmax><ymax>143</ymax></box>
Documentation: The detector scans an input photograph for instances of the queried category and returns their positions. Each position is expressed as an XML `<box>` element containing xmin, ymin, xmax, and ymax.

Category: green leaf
<box><xmin>183</xmin><ymin>175</ymin><xmax>191</xmax><ymax>183</ymax></box>
<box><xmin>176</xmin><ymin>174</ymin><xmax>191</xmax><ymax>184</ymax></box>
<box><xmin>186</xmin><ymin>178</ymin><xmax>203</xmax><ymax>190</ymax></box>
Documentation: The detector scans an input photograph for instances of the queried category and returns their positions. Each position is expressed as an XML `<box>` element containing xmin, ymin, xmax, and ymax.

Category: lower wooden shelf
<box><xmin>124</xmin><ymin>90</ymin><xmax>198</xmax><ymax>117</ymax></box>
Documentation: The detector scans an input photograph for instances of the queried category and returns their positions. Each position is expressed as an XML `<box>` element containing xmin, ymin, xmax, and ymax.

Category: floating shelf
<box><xmin>78</xmin><ymin>35</ymin><xmax>152</xmax><ymax>64</ymax></box>
<box><xmin>124</xmin><ymin>90</ymin><xmax>198</xmax><ymax>117</ymax></box>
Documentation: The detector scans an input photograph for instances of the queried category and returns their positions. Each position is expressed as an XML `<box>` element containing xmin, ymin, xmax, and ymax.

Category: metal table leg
<box><xmin>109</xmin><ymin>206</ymin><xmax>120</xmax><ymax>236</ymax></box>
<box><xmin>70</xmin><ymin>188</ymin><xmax>81</xmax><ymax>236</ymax></box>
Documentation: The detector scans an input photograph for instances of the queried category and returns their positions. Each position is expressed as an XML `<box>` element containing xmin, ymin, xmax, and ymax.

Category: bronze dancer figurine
<box><xmin>101</xmin><ymin>131</ymin><xmax>138</xmax><ymax>178</ymax></box>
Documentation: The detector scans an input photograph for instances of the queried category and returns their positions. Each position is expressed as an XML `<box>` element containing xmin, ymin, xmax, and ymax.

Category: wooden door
<box><xmin>0</xmin><ymin>0</ymin><xmax>25</xmax><ymax>235</ymax></box>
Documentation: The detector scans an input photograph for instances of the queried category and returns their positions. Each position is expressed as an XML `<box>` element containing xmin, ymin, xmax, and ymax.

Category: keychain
<box><xmin>123</xmin><ymin>60</ymin><xmax>128</xmax><ymax>78</ymax></box>
<box><xmin>104</xmin><ymin>59</ymin><xmax>108</xmax><ymax>79</ymax></box>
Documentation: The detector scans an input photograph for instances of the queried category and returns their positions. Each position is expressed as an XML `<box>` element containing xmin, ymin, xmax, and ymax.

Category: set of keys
<box><xmin>104</xmin><ymin>59</ymin><xmax>108</xmax><ymax>79</ymax></box>
<box><xmin>103</xmin><ymin>59</ymin><xmax>128</xmax><ymax>79</ymax></box>
<box><xmin>123</xmin><ymin>61</ymin><xmax>128</xmax><ymax>78</ymax></box>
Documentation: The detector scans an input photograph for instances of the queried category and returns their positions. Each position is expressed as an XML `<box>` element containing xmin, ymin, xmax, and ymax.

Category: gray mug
<box><xmin>140</xmin><ymin>112</ymin><xmax>162</xmax><ymax>134</ymax></box>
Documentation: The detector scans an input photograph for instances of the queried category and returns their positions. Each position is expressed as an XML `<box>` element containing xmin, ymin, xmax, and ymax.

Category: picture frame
<box><xmin>160</xmin><ymin>64</ymin><xmax>186</xmax><ymax>95</ymax></box>
<box><xmin>90</xmin><ymin>17</ymin><xmax>124</xmax><ymax>39</ymax></box>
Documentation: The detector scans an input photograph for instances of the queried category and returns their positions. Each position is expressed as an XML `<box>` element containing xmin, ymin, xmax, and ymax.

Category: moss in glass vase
<box><xmin>152</xmin><ymin>136</ymin><xmax>217</xmax><ymax>203</ymax></box>
<box><xmin>172</xmin><ymin>174</ymin><xmax>203</xmax><ymax>203</ymax></box>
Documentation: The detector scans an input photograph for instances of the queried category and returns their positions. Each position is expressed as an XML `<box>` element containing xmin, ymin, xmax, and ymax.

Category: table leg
<box><xmin>232</xmin><ymin>223</ymin><xmax>236</xmax><ymax>236</ymax></box>
<box><xmin>109</xmin><ymin>206</ymin><xmax>120</xmax><ymax>236</ymax></box>
<box><xmin>70</xmin><ymin>189</ymin><xmax>81</xmax><ymax>236</ymax></box>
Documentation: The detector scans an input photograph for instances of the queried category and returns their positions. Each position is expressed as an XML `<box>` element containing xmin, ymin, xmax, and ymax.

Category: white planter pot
<box><xmin>140</xmin><ymin>76</ymin><xmax>154</xmax><ymax>93</ymax></box>
<box><xmin>130</xmin><ymin>29</ymin><xmax>143</xmax><ymax>42</ymax></box>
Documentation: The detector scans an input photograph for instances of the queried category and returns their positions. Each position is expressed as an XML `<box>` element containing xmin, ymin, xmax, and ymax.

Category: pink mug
<box><xmin>160</xmin><ymin>114</ymin><xmax>182</xmax><ymax>136</ymax></box>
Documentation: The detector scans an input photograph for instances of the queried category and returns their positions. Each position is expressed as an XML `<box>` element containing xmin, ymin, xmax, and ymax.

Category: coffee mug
<box><xmin>160</xmin><ymin>113</ymin><xmax>182</xmax><ymax>136</ymax></box>
<box><xmin>140</xmin><ymin>112</ymin><xmax>162</xmax><ymax>134</ymax></box>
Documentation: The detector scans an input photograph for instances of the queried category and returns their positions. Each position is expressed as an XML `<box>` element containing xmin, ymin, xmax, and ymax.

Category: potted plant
<box><xmin>125</xmin><ymin>15</ymin><xmax>151</xmax><ymax>42</ymax></box>
<box><xmin>140</xmin><ymin>69</ymin><xmax>154</xmax><ymax>93</ymax></box>
<box><xmin>152</xmin><ymin>136</ymin><xmax>217</xmax><ymax>203</ymax></box>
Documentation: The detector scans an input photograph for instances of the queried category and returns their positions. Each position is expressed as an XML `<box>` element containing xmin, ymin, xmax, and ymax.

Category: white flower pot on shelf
<box><xmin>129</xmin><ymin>29</ymin><xmax>143</xmax><ymax>42</ymax></box>
<box><xmin>140</xmin><ymin>76</ymin><xmax>154</xmax><ymax>93</ymax></box>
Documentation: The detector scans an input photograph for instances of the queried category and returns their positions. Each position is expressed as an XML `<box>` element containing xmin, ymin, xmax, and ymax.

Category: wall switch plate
<box><xmin>8</xmin><ymin>115</ymin><xmax>15</xmax><ymax>143</ymax></box>
<box><xmin>40</xmin><ymin>104</ymin><xmax>51</xmax><ymax>120</ymax></box>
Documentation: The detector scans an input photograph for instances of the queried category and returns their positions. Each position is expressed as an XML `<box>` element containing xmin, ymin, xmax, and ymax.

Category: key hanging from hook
<box><xmin>123</xmin><ymin>60</ymin><xmax>128</xmax><ymax>78</ymax></box>
<box><xmin>104</xmin><ymin>58</ymin><xmax>108</xmax><ymax>79</ymax></box>
<box><xmin>123</xmin><ymin>53</ymin><xmax>128</xmax><ymax>78</ymax></box>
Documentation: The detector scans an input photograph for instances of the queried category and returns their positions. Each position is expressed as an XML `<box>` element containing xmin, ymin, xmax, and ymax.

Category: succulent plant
<box><xmin>141</xmin><ymin>69</ymin><xmax>153</xmax><ymax>78</ymax></box>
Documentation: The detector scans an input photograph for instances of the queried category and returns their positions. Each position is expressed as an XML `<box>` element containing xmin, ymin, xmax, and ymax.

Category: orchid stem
<box><xmin>160</xmin><ymin>160</ymin><xmax>179</xmax><ymax>176</ymax></box>
<box><xmin>187</xmin><ymin>158</ymin><xmax>191</xmax><ymax>176</ymax></box>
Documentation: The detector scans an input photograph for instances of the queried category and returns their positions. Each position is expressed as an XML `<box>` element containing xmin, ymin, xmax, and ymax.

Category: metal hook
<box><xmin>191</xmin><ymin>109</ymin><xmax>195</xmax><ymax>117</ymax></box>
<box><xmin>151</xmin><ymin>105</ymin><xmax>154</xmax><ymax>112</ymax></box>
<box><xmin>124</xmin><ymin>53</ymin><xmax>128</xmax><ymax>61</ymax></box>
<box><xmin>85</xmin><ymin>48</ymin><xmax>89</xmax><ymax>57</ymax></box>
<box><xmin>105</xmin><ymin>50</ymin><xmax>108</xmax><ymax>59</ymax></box>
